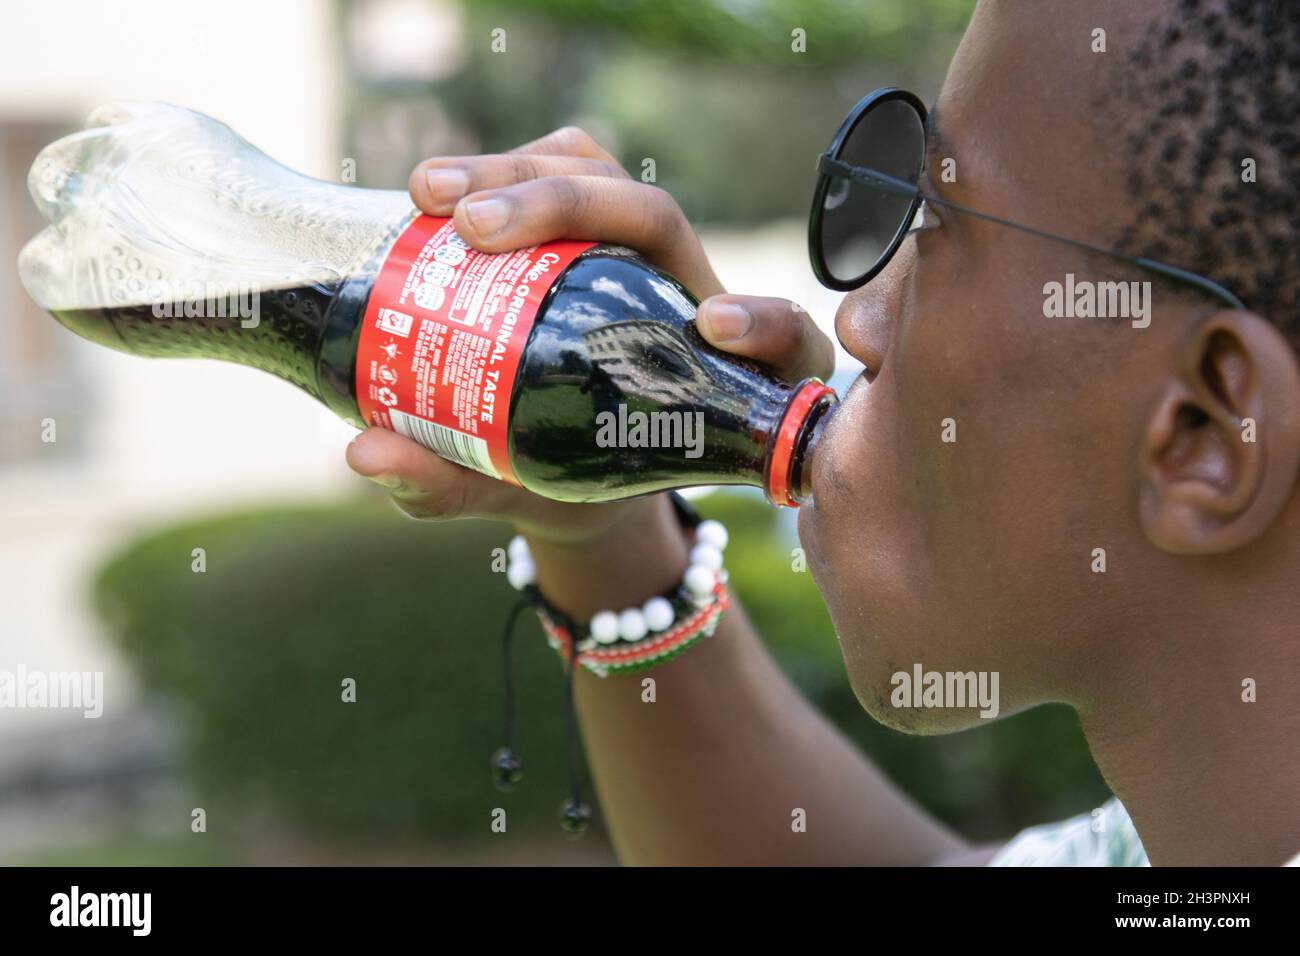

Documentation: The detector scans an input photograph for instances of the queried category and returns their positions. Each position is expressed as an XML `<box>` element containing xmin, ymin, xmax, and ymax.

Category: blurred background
<box><xmin>0</xmin><ymin>0</ymin><xmax>1110</xmax><ymax>865</ymax></box>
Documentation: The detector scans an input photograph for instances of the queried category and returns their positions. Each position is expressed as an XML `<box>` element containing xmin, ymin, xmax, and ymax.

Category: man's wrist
<box><xmin>521</xmin><ymin>494</ymin><xmax>690</xmax><ymax>621</ymax></box>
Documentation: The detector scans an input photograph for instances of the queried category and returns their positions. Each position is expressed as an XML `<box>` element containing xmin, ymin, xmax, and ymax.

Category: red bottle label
<box><xmin>355</xmin><ymin>214</ymin><xmax>595</xmax><ymax>485</ymax></box>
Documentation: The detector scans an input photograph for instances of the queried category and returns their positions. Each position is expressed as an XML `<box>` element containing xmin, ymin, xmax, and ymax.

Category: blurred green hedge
<box><xmin>94</xmin><ymin>489</ymin><xmax>1109</xmax><ymax>852</ymax></box>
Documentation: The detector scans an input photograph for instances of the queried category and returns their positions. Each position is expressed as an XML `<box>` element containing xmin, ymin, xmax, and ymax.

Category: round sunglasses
<box><xmin>808</xmin><ymin>87</ymin><xmax>1245</xmax><ymax>310</ymax></box>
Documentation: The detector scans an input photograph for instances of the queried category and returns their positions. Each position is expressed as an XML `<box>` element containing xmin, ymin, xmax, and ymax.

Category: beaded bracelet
<box><xmin>504</xmin><ymin>494</ymin><xmax>731</xmax><ymax>677</ymax></box>
<box><xmin>492</xmin><ymin>493</ymin><xmax>733</xmax><ymax>833</ymax></box>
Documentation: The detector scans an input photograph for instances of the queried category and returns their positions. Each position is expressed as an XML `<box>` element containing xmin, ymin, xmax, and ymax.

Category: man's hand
<box><xmin>345</xmin><ymin>126</ymin><xmax>834</xmax><ymax>542</ymax></box>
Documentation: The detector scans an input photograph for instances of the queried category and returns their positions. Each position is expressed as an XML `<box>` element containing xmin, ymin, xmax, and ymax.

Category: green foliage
<box><xmin>476</xmin><ymin>0</ymin><xmax>975</xmax><ymax>67</ymax></box>
<box><xmin>13</xmin><ymin>836</ymin><xmax>237</xmax><ymax>868</ymax></box>
<box><xmin>95</xmin><ymin>490</ymin><xmax>1109</xmax><ymax>850</ymax></box>
<box><xmin>345</xmin><ymin>0</ymin><xmax>975</xmax><ymax>223</ymax></box>
<box><xmin>95</xmin><ymin>498</ymin><xmax>594</xmax><ymax>853</ymax></box>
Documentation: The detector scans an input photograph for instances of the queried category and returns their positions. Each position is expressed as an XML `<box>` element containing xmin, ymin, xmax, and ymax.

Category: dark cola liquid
<box><xmin>52</xmin><ymin>282</ymin><xmax>345</xmax><ymax>403</ymax></box>
<box><xmin>50</xmin><ymin>245</ymin><xmax>824</xmax><ymax>502</ymax></box>
<box><xmin>50</xmin><ymin>256</ymin><xmax>383</xmax><ymax>427</ymax></box>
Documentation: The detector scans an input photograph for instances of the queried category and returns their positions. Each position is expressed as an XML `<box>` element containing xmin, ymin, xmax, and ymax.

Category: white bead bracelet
<box><xmin>504</xmin><ymin>516</ymin><xmax>732</xmax><ymax>676</ymax></box>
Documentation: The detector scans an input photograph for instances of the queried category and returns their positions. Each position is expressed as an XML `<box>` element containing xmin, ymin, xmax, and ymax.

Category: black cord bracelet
<box><xmin>492</xmin><ymin>492</ymin><xmax>726</xmax><ymax>834</ymax></box>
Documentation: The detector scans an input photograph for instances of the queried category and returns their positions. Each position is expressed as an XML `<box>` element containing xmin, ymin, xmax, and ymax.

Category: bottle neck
<box><xmin>791</xmin><ymin>393</ymin><xmax>835</xmax><ymax>503</ymax></box>
<box><xmin>764</xmin><ymin>380</ymin><xmax>837</xmax><ymax>508</ymax></box>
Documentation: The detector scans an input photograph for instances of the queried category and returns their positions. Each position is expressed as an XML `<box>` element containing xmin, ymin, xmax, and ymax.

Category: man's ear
<box><xmin>1140</xmin><ymin>310</ymin><xmax>1300</xmax><ymax>554</ymax></box>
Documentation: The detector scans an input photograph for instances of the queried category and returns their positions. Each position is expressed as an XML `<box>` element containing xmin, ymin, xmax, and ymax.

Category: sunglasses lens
<box><xmin>818</xmin><ymin>98</ymin><xmax>925</xmax><ymax>286</ymax></box>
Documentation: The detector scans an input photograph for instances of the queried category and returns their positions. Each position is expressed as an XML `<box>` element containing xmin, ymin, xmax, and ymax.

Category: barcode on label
<box><xmin>388</xmin><ymin>409</ymin><xmax>499</xmax><ymax>479</ymax></box>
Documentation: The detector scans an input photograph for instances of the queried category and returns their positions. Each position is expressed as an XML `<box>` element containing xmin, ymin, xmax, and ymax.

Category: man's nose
<box><xmin>833</xmin><ymin>240</ymin><xmax>912</xmax><ymax>373</ymax></box>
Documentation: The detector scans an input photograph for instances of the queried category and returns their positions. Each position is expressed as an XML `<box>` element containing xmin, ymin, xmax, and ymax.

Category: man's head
<box><xmin>800</xmin><ymin>0</ymin><xmax>1300</xmax><ymax>732</ymax></box>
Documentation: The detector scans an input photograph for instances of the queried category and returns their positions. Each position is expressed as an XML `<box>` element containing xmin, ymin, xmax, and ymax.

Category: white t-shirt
<box><xmin>988</xmin><ymin>797</ymin><xmax>1300</xmax><ymax>866</ymax></box>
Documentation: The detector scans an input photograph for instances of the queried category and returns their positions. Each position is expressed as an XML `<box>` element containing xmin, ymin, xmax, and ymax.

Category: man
<box><xmin>346</xmin><ymin>0</ymin><xmax>1300</xmax><ymax>865</ymax></box>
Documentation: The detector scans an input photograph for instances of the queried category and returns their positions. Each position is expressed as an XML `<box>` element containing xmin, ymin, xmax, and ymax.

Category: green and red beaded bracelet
<box><xmin>504</xmin><ymin>492</ymin><xmax>731</xmax><ymax>677</ymax></box>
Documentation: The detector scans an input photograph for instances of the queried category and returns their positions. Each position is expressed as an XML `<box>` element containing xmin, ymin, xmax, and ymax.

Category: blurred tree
<box><xmin>340</xmin><ymin>0</ymin><xmax>974</xmax><ymax>222</ymax></box>
<box><xmin>478</xmin><ymin>0</ymin><xmax>975</xmax><ymax>66</ymax></box>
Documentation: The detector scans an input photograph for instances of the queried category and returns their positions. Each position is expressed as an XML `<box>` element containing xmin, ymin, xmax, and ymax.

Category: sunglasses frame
<box><xmin>808</xmin><ymin>87</ymin><xmax>1247</xmax><ymax>310</ymax></box>
<box><xmin>808</xmin><ymin>88</ymin><xmax>927</xmax><ymax>292</ymax></box>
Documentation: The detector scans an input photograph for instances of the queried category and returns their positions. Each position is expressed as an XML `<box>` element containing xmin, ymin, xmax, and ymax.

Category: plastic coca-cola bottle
<box><xmin>18</xmin><ymin>103</ymin><xmax>835</xmax><ymax>506</ymax></box>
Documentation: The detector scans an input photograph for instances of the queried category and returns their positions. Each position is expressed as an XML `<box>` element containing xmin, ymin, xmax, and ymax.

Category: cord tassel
<box><xmin>558</xmin><ymin>636</ymin><xmax>592</xmax><ymax>835</ymax></box>
<box><xmin>490</xmin><ymin>598</ymin><xmax>530</xmax><ymax>792</ymax></box>
<box><xmin>492</xmin><ymin>593</ymin><xmax>592</xmax><ymax>834</ymax></box>
<box><xmin>493</xmin><ymin>496</ymin><xmax>716</xmax><ymax>831</ymax></box>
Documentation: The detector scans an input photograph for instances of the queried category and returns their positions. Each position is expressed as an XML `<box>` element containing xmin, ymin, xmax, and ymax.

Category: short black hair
<box><xmin>1109</xmin><ymin>0</ymin><xmax>1299</xmax><ymax>341</ymax></box>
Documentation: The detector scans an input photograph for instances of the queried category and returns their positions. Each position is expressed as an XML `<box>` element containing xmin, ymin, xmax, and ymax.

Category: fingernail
<box><xmin>463</xmin><ymin>197</ymin><xmax>511</xmax><ymax>237</ymax></box>
<box><xmin>700</xmin><ymin>302</ymin><xmax>752</xmax><ymax>342</ymax></box>
<box><xmin>364</xmin><ymin>473</ymin><xmax>405</xmax><ymax>491</ymax></box>
<box><xmin>424</xmin><ymin>168</ymin><xmax>469</xmax><ymax>204</ymax></box>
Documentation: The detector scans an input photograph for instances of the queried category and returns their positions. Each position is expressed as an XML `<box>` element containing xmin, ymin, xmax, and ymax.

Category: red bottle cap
<box><xmin>766</xmin><ymin>379</ymin><xmax>836</xmax><ymax>508</ymax></box>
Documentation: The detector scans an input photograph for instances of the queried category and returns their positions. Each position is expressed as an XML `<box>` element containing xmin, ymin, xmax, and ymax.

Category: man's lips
<box><xmin>804</xmin><ymin>367</ymin><xmax>870</xmax><ymax>507</ymax></box>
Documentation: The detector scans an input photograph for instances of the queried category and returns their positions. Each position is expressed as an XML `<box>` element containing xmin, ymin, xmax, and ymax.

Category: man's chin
<box><xmin>845</xmin><ymin>665</ymin><xmax>1004</xmax><ymax>736</ymax></box>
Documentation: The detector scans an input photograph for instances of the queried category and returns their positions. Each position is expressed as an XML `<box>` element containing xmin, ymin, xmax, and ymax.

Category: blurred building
<box><xmin>0</xmin><ymin>0</ymin><xmax>351</xmax><ymax>741</ymax></box>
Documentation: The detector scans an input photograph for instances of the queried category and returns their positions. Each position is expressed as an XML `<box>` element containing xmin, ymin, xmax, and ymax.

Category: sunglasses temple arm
<box><xmin>1131</xmin><ymin>259</ymin><xmax>1246</xmax><ymax>310</ymax></box>
<box><xmin>825</xmin><ymin>155</ymin><xmax>1135</xmax><ymax>253</ymax></box>
<box><xmin>923</xmin><ymin>192</ymin><xmax>1246</xmax><ymax>310</ymax></box>
<box><xmin>819</xmin><ymin>155</ymin><xmax>920</xmax><ymax>200</ymax></box>
<box><xmin>820</xmin><ymin>154</ymin><xmax>1244</xmax><ymax>309</ymax></box>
